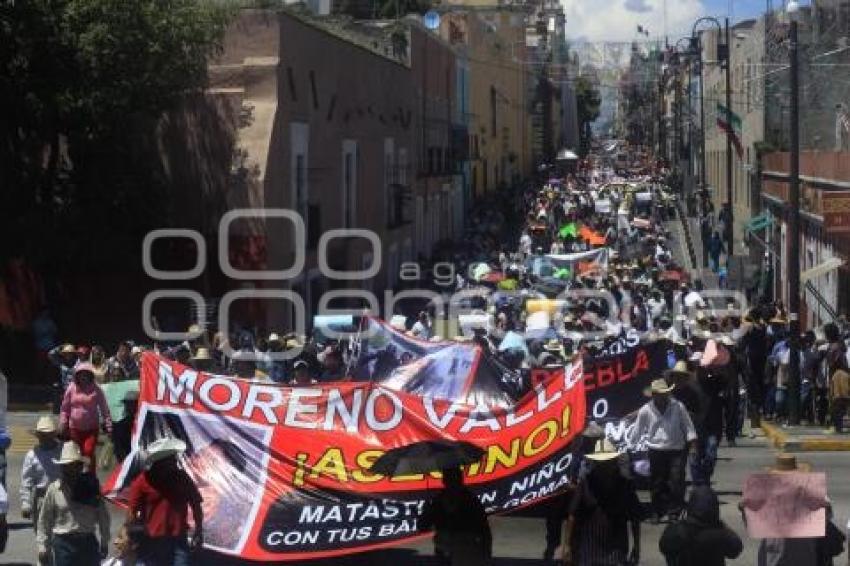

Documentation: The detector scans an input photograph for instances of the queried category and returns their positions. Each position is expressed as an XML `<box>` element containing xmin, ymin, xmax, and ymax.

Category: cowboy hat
<box><xmin>769</xmin><ymin>316</ymin><xmax>788</xmax><ymax>325</ymax></box>
<box><xmin>31</xmin><ymin>416</ymin><xmax>57</xmax><ymax>436</ymax></box>
<box><xmin>646</xmin><ymin>378</ymin><xmax>675</xmax><ymax>395</ymax></box>
<box><xmin>544</xmin><ymin>339</ymin><xmax>564</xmax><ymax>353</ymax></box>
<box><xmin>268</xmin><ymin>333</ymin><xmax>282</xmax><ymax>344</ymax></box>
<box><xmin>582</xmin><ymin>421</ymin><xmax>606</xmax><ymax>439</ymax></box>
<box><xmin>74</xmin><ymin>362</ymin><xmax>96</xmax><ymax>377</ymax></box>
<box><xmin>191</xmin><ymin>347</ymin><xmax>212</xmax><ymax>361</ymax></box>
<box><xmin>665</xmin><ymin>360</ymin><xmax>691</xmax><ymax>378</ymax></box>
<box><xmin>285</xmin><ymin>337</ymin><xmax>305</xmax><ymax>350</ymax></box>
<box><xmin>719</xmin><ymin>335</ymin><xmax>736</xmax><ymax>347</ymax></box>
<box><xmin>585</xmin><ymin>438</ymin><xmax>621</xmax><ymax>462</ymax></box>
<box><xmin>59</xmin><ymin>344</ymin><xmax>76</xmax><ymax>354</ymax></box>
<box><xmin>144</xmin><ymin>437</ymin><xmax>187</xmax><ymax>470</ymax></box>
<box><xmin>54</xmin><ymin>441</ymin><xmax>86</xmax><ymax>466</ymax></box>
<box><xmin>187</xmin><ymin>324</ymin><xmax>204</xmax><ymax>336</ymax></box>
<box><xmin>130</xmin><ymin>346</ymin><xmax>144</xmax><ymax>356</ymax></box>
<box><xmin>768</xmin><ymin>453</ymin><xmax>811</xmax><ymax>473</ymax></box>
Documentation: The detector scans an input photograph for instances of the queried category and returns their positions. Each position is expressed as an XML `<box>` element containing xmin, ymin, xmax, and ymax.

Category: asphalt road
<box><xmin>2</xmin><ymin>412</ymin><xmax>849</xmax><ymax>565</ymax></box>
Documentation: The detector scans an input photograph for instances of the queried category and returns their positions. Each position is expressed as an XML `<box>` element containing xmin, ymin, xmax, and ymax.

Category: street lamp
<box><xmin>787</xmin><ymin>0</ymin><xmax>802</xmax><ymax>424</ymax></box>
<box><xmin>691</xmin><ymin>16</ymin><xmax>734</xmax><ymax>260</ymax></box>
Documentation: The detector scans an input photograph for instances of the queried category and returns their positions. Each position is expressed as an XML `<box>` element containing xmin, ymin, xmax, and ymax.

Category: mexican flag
<box><xmin>717</xmin><ymin>103</ymin><xmax>744</xmax><ymax>158</ymax></box>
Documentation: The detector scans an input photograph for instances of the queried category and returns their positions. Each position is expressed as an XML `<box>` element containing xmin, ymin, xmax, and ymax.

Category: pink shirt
<box><xmin>59</xmin><ymin>382</ymin><xmax>112</xmax><ymax>433</ymax></box>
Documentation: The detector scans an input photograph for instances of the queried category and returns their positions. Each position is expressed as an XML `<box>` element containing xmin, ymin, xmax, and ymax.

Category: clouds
<box><xmin>624</xmin><ymin>0</ymin><xmax>652</xmax><ymax>14</ymax></box>
<box><xmin>561</xmin><ymin>0</ymin><xmax>706</xmax><ymax>42</ymax></box>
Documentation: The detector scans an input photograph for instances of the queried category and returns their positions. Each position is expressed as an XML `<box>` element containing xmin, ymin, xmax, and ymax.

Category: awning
<box><xmin>801</xmin><ymin>257</ymin><xmax>845</xmax><ymax>284</ymax></box>
<box><xmin>556</xmin><ymin>148</ymin><xmax>579</xmax><ymax>161</ymax></box>
<box><xmin>745</xmin><ymin>213</ymin><xmax>774</xmax><ymax>235</ymax></box>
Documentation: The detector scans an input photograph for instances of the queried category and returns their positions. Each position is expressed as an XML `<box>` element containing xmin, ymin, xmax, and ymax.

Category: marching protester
<box><xmin>58</xmin><ymin>363</ymin><xmax>112</xmax><ymax>470</ymax></box>
<box><xmin>543</xmin><ymin>421</ymin><xmax>605</xmax><ymax>562</ymax></box>
<box><xmin>21</xmin><ymin>416</ymin><xmax>61</xmax><ymax>529</ymax></box>
<box><xmin>659</xmin><ymin>485</ymin><xmax>743</xmax><ymax>566</ymax></box>
<box><xmin>828</xmin><ymin>355</ymin><xmax>850</xmax><ymax>434</ymax></box>
<box><xmin>37</xmin><ymin>441</ymin><xmax>110</xmax><ymax>566</ymax></box>
<box><xmin>126</xmin><ymin>437</ymin><xmax>204</xmax><ymax>565</ymax></box>
<box><xmin>420</xmin><ymin>467</ymin><xmax>491</xmax><ymax>566</ymax></box>
<box><xmin>630</xmin><ymin>378</ymin><xmax>697</xmax><ymax>522</ymax></box>
<box><xmin>48</xmin><ymin>344</ymin><xmax>78</xmax><ymax>414</ymax></box>
<box><xmin>562</xmin><ymin>439</ymin><xmax>641</xmax><ymax>566</ymax></box>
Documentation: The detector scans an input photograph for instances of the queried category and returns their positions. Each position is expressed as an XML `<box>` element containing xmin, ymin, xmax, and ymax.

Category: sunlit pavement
<box><xmin>3</xmin><ymin>411</ymin><xmax>849</xmax><ymax>565</ymax></box>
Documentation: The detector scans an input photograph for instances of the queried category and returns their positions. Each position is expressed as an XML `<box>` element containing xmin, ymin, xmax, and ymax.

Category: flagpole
<box><xmin>724</xmin><ymin>18</ymin><xmax>734</xmax><ymax>262</ymax></box>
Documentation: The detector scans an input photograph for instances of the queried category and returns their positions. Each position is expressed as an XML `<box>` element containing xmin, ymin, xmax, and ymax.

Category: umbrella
<box><xmin>369</xmin><ymin>440</ymin><xmax>485</xmax><ymax>476</ymax></box>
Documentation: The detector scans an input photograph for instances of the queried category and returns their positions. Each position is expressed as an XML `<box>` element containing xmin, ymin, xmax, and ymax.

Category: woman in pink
<box><xmin>59</xmin><ymin>363</ymin><xmax>112</xmax><ymax>469</ymax></box>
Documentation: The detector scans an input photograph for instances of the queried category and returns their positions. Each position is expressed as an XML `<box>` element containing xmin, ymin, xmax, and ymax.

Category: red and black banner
<box><xmin>104</xmin><ymin>348</ymin><xmax>586</xmax><ymax>561</ymax></box>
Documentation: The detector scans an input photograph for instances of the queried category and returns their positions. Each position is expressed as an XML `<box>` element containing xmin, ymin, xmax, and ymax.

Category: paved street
<box><xmin>3</xmin><ymin>412</ymin><xmax>849</xmax><ymax>565</ymax></box>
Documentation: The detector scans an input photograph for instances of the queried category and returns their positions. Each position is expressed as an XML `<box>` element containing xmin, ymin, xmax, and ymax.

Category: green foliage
<box><xmin>0</xmin><ymin>0</ymin><xmax>233</xmax><ymax>272</ymax></box>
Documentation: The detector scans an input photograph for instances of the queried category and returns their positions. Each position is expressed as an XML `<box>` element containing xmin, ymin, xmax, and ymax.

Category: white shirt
<box><xmin>21</xmin><ymin>444</ymin><xmax>61</xmax><ymax>511</ymax></box>
<box><xmin>630</xmin><ymin>398</ymin><xmax>697</xmax><ymax>451</ymax></box>
<box><xmin>0</xmin><ymin>482</ymin><xmax>7</xmax><ymax>515</ymax></box>
<box><xmin>411</xmin><ymin>321</ymin><xmax>431</xmax><ymax>340</ymax></box>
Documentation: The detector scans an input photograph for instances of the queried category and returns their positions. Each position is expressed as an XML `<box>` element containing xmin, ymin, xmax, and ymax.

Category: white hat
<box><xmin>54</xmin><ymin>441</ymin><xmax>86</xmax><ymax>465</ymax></box>
<box><xmin>585</xmin><ymin>438</ymin><xmax>620</xmax><ymax>462</ymax></box>
<box><xmin>719</xmin><ymin>335</ymin><xmax>736</xmax><ymax>347</ymax></box>
<box><xmin>131</xmin><ymin>346</ymin><xmax>144</xmax><ymax>356</ymax></box>
<box><xmin>144</xmin><ymin>438</ymin><xmax>187</xmax><ymax>469</ymax></box>
<box><xmin>32</xmin><ymin>416</ymin><xmax>57</xmax><ymax>435</ymax></box>
<box><xmin>268</xmin><ymin>333</ymin><xmax>282</xmax><ymax>343</ymax></box>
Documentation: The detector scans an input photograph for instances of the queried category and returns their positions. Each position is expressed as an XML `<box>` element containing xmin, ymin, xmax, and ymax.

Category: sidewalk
<box><xmin>761</xmin><ymin>421</ymin><xmax>850</xmax><ymax>451</ymax></box>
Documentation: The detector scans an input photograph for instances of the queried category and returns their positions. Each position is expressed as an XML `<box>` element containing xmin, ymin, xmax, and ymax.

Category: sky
<box><xmin>562</xmin><ymin>0</ymin><xmax>774</xmax><ymax>43</ymax></box>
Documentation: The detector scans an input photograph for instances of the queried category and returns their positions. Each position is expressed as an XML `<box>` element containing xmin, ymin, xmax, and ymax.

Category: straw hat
<box><xmin>582</xmin><ymin>421</ymin><xmax>606</xmax><ymax>439</ymax></box>
<box><xmin>646</xmin><ymin>378</ymin><xmax>675</xmax><ymax>396</ymax></box>
<box><xmin>665</xmin><ymin>360</ymin><xmax>691</xmax><ymax>378</ymax></box>
<box><xmin>769</xmin><ymin>316</ymin><xmax>788</xmax><ymax>325</ymax></box>
<box><xmin>585</xmin><ymin>438</ymin><xmax>620</xmax><ymax>462</ymax></box>
<box><xmin>285</xmin><ymin>337</ymin><xmax>305</xmax><ymax>350</ymax></box>
<box><xmin>268</xmin><ymin>333</ymin><xmax>282</xmax><ymax>344</ymax></box>
<box><xmin>544</xmin><ymin>339</ymin><xmax>564</xmax><ymax>353</ymax></box>
<box><xmin>191</xmin><ymin>347</ymin><xmax>212</xmax><ymax>361</ymax></box>
<box><xmin>144</xmin><ymin>437</ymin><xmax>187</xmax><ymax>470</ymax></box>
<box><xmin>187</xmin><ymin>324</ymin><xmax>203</xmax><ymax>336</ymax></box>
<box><xmin>768</xmin><ymin>453</ymin><xmax>811</xmax><ymax>473</ymax></box>
<box><xmin>31</xmin><ymin>416</ymin><xmax>57</xmax><ymax>436</ymax></box>
<box><xmin>74</xmin><ymin>362</ymin><xmax>96</xmax><ymax>377</ymax></box>
<box><xmin>54</xmin><ymin>441</ymin><xmax>86</xmax><ymax>466</ymax></box>
<box><xmin>60</xmin><ymin>344</ymin><xmax>76</xmax><ymax>355</ymax></box>
<box><xmin>131</xmin><ymin>346</ymin><xmax>144</xmax><ymax>356</ymax></box>
<box><xmin>719</xmin><ymin>335</ymin><xmax>736</xmax><ymax>347</ymax></box>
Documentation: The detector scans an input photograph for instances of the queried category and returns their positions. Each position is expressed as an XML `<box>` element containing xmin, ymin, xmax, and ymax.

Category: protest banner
<box><xmin>104</xmin><ymin>346</ymin><xmax>586</xmax><ymax>561</ymax></box>
<box><xmin>533</xmin><ymin>338</ymin><xmax>668</xmax><ymax>454</ymax></box>
<box><xmin>743</xmin><ymin>472</ymin><xmax>827</xmax><ymax>539</ymax></box>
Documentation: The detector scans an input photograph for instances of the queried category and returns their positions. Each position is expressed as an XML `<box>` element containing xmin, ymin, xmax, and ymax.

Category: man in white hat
<box><xmin>629</xmin><ymin>378</ymin><xmax>697</xmax><ymax>522</ymax></box>
<box><xmin>21</xmin><ymin>416</ymin><xmax>61</xmax><ymax>527</ymax></box>
<box><xmin>37</xmin><ymin>441</ymin><xmax>110</xmax><ymax>565</ymax></box>
<box><xmin>563</xmin><ymin>438</ymin><xmax>642</xmax><ymax>566</ymax></box>
<box><xmin>126</xmin><ymin>437</ymin><xmax>203</xmax><ymax>564</ymax></box>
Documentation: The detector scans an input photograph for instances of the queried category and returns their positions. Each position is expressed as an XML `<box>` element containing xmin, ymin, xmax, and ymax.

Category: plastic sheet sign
<box><xmin>743</xmin><ymin>472</ymin><xmax>827</xmax><ymax>539</ymax></box>
<box><xmin>104</xmin><ymin>353</ymin><xmax>586</xmax><ymax>561</ymax></box>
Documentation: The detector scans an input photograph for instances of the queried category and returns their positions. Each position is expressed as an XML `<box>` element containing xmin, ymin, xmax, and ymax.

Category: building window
<box><xmin>290</xmin><ymin>123</ymin><xmax>310</xmax><ymax>246</ymax></box>
<box><xmin>342</xmin><ymin>140</ymin><xmax>357</xmax><ymax>229</ymax></box>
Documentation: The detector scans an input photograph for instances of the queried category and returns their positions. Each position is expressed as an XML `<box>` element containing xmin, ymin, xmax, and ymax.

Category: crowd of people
<box><xmin>4</xmin><ymin>145</ymin><xmax>850</xmax><ymax>566</ymax></box>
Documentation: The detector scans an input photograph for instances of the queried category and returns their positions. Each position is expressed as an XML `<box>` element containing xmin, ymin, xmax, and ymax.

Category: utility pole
<box><xmin>787</xmin><ymin>0</ymin><xmax>802</xmax><ymax>425</ymax></box>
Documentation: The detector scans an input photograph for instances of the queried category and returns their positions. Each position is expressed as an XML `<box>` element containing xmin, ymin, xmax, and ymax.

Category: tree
<box><xmin>0</xmin><ymin>0</ymin><xmax>233</xmax><ymax>274</ymax></box>
<box><xmin>575</xmin><ymin>76</ymin><xmax>601</xmax><ymax>156</ymax></box>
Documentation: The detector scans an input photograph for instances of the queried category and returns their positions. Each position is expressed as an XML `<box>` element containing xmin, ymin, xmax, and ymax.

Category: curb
<box><xmin>8</xmin><ymin>403</ymin><xmax>53</xmax><ymax>413</ymax></box>
<box><xmin>760</xmin><ymin>421</ymin><xmax>850</xmax><ymax>452</ymax></box>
